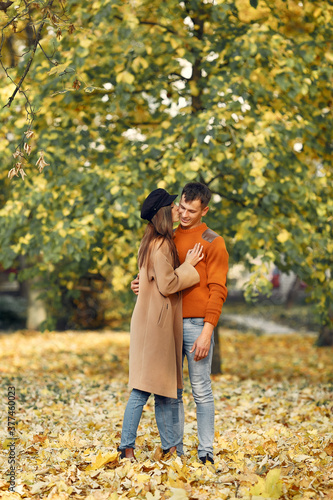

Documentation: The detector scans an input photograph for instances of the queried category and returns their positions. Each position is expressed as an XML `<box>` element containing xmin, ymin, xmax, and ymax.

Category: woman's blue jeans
<box><xmin>119</xmin><ymin>389</ymin><xmax>178</xmax><ymax>451</ymax></box>
<box><xmin>171</xmin><ymin>318</ymin><xmax>215</xmax><ymax>460</ymax></box>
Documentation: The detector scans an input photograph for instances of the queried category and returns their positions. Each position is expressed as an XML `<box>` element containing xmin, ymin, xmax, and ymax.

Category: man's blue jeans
<box><xmin>120</xmin><ymin>389</ymin><xmax>177</xmax><ymax>451</ymax></box>
<box><xmin>171</xmin><ymin>318</ymin><xmax>215</xmax><ymax>460</ymax></box>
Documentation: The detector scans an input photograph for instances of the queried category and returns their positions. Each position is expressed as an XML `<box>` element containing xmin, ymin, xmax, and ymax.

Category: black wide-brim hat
<box><xmin>141</xmin><ymin>188</ymin><xmax>177</xmax><ymax>221</ymax></box>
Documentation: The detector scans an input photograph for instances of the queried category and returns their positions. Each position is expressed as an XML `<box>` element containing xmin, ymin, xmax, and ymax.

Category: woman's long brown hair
<box><xmin>138</xmin><ymin>205</ymin><xmax>180</xmax><ymax>270</ymax></box>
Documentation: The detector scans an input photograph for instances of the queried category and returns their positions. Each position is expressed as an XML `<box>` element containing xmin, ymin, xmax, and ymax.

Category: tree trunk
<box><xmin>285</xmin><ymin>276</ymin><xmax>301</xmax><ymax>308</ymax></box>
<box><xmin>26</xmin><ymin>282</ymin><xmax>47</xmax><ymax>330</ymax></box>
<box><xmin>211</xmin><ymin>324</ymin><xmax>222</xmax><ymax>374</ymax></box>
<box><xmin>316</xmin><ymin>325</ymin><xmax>333</xmax><ymax>347</ymax></box>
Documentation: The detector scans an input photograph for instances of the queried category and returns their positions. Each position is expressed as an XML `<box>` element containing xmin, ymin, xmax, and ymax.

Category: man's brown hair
<box><xmin>181</xmin><ymin>182</ymin><xmax>211</xmax><ymax>207</ymax></box>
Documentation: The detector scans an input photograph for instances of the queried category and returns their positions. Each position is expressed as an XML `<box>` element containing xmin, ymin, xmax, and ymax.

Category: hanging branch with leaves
<box><xmin>0</xmin><ymin>0</ymin><xmax>73</xmax><ymax>179</ymax></box>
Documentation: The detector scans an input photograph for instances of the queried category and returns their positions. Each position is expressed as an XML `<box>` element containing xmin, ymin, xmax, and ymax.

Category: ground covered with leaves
<box><xmin>1</xmin><ymin>328</ymin><xmax>332</xmax><ymax>499</ymax></box>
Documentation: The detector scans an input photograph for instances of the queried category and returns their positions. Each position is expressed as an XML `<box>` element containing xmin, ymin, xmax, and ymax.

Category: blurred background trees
<box><xmin>0</xmin><ymin>0</ymin><xmax>332</xmax><ymax>343</ymax></box>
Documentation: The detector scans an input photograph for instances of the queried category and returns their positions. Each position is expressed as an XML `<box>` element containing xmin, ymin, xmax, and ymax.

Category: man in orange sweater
<box><xmin>132</xmin><ymin>182</ymin><xmax>228</xmax><ymax>464</ymax></box>
<box><xmin>172</xmin><ymin>182</ymin><xmax>228</xmax><ymax>465</ymax></box>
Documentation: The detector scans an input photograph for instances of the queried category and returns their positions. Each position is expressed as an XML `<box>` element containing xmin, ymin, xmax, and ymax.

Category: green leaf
<box><xmin>48</xmin><ymin>63</ymin><xmax>74</xmax><ymax>76</ymax></box>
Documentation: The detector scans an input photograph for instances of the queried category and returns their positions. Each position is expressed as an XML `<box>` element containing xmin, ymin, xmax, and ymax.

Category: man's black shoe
<box><xmin>199</xmin><ymin>454</ymin><xmax>214</xmax><ymax>464</ymax></box>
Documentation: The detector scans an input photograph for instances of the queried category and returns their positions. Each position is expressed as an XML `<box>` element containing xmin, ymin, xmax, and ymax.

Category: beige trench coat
<box><xmin>129</xmin><ymin>240</ymin><xmax>200</xmax><ymax>399</ymax></box>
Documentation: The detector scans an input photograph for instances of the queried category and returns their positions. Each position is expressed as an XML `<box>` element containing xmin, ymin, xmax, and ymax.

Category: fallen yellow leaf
<box><xmin>85</xmin><ymin>450</ymin><xmax>119</xmax><ymax>471</ymax></box>
<box><xmin>250</xmin><ymin>469</ymin><xmax>283</xmax><ymax>499</ymax></box>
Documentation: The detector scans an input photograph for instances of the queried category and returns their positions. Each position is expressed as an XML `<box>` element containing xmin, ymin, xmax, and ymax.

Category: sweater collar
<box><xmin>176</xmin><ymin>222</ymin><xmax>208</xmax><ymax>234</ymax></box>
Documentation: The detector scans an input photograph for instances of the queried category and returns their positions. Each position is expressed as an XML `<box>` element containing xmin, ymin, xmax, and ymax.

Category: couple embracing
<box><xmin>118</xmin><ymin>182</ymin><xmax>229</xmax><ymax>465</ymax></box>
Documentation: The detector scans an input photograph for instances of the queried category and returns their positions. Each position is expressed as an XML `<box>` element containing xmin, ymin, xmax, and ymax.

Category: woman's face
<box><xmin>171</xmin><ymin>202</ymin><xmax>180</xmax><ymax>223</ymax></box>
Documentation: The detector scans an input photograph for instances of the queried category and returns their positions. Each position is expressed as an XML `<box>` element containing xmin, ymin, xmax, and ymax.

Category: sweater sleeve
<box><xmin>204</xmin><ymin>236</ymin><xmax>229</xmax><ymax>326</ymax></box>
<box><xmin>153</xmin><ymin>242</ymin><xmax>200</xmax><ymax>297</ymax></box>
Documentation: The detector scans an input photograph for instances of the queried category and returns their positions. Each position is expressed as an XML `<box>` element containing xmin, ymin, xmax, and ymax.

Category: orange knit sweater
<box><xmin>174</xmin><ymin>222</ymin><xmax>229</xmax><ymax>327</ymax></box>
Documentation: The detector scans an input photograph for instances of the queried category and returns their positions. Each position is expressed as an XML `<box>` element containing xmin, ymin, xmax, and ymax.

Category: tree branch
<box><xmin>0</xmin><ymin>1</ymin><xmax>13</xmax><ymax>13</ymax></box>
<box><xmin>38</xmin><ymin>41</ymin><xmax>57</xmax><ymax>65</ymax></box>
<box><xmin>138</xmin><ymin>19</ymin><xmax>176</xmax><ymax>35</ymax></box>
<box><xmin>3</xmin><ymin>0</ymin><xmax>55</xmax><ymax>109</ymax></box>
<box><xmin>169</xmin><ymin>73</ymin><xmax>190</xmax><ymax>82</ymax></box>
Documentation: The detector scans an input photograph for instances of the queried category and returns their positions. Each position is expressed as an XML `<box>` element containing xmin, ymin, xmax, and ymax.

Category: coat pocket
<box><xmin>157</xmin><ymin>301</ymin><xmax>169</xmax><ymax>328</ymax></box>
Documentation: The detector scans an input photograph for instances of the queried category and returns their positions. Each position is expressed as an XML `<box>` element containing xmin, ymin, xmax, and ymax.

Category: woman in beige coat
<box><xmin>118</xmin><ymin>189</ymin><xmax>203</xmax><ymax>460</ymax></box>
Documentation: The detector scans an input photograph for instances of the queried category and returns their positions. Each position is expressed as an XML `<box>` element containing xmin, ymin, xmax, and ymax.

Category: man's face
<box><xmin>178</xmin><ymin>195</ymin><xmax>209</xmax><ymax>229</ymax></box>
